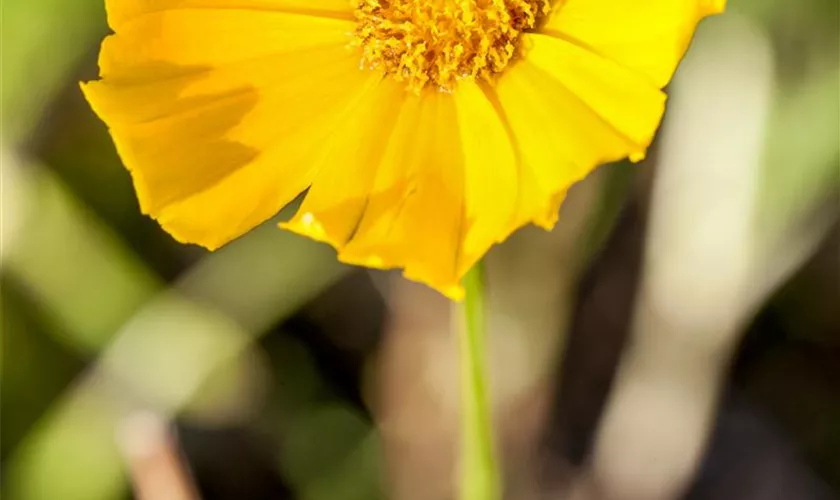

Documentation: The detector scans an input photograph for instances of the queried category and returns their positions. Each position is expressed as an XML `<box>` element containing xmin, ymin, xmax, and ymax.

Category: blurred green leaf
<box><xmin>1</xmin><ymin>0</ymin><xmax>105</xmax><ymax>143</ymax></box>
<box><xmin>5</xmin><ymin>169</ymin><xmax>159</xmax><ymax>353</ymax></box>
<box><xmin>4</xmin><ymin>387</ymin><xmax>127</xmax><ymax>500</ymax></box>
<box><xmin>759</xmin><ymin>67</ymin><xmax>840</xmax><ymax>228</ymax></box>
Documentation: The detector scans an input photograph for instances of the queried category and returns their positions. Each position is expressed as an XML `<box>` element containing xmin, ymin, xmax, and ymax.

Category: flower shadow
<box><xmin>84</xmin><ymin>59</ymin><xmax>262</xmax><ymax>213</ymax></box>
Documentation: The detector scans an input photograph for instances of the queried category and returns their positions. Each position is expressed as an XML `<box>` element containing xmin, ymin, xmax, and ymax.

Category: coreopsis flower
<box><xmin>83</xmin><ymin>0</ymin><xmax>725</xmax><ymax>299</ymax></box>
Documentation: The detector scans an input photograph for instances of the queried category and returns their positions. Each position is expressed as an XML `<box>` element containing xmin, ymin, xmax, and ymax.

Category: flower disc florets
<box><xmin>354</xmin><ymin>0</ymin><xmax>550</xmax><ymax>92</ymax></box>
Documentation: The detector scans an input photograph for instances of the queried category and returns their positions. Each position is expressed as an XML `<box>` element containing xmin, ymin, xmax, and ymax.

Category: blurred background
<box><xmin>1</xmin><ymin>0</ymin><xmax>838</xmax><ymax>499</ymax></box>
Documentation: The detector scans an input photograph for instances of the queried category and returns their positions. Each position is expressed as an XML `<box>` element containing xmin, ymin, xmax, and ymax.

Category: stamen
<box><xmin>353</xmin><ymin>0</ymin><xmax>550</xmax><ymax>92</ymax></box>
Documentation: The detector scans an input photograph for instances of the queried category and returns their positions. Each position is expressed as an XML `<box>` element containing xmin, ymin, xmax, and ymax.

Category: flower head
<box><xmin>83</xmin><ymin>0</ymin><xmax>725</xmax><ymax>299</ymax></box>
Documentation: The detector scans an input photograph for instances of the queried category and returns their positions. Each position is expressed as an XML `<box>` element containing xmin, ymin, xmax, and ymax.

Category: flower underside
<box><xmin>354</xmin><ymin>0</ymin><xmax>551</xmax><ymax>92</ymax></box>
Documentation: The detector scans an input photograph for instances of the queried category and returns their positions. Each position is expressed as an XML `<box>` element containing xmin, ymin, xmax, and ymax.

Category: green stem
<box><xmin>459</xmin><ymin>261</ymin><xmax>499</xmax><ymax>500</ymax></box>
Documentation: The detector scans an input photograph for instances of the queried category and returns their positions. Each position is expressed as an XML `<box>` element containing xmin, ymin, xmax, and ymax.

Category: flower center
<box><xmin>353</xmin><ymin>0</ymin><xmax>550</xmax><ymax>92</ymax></box>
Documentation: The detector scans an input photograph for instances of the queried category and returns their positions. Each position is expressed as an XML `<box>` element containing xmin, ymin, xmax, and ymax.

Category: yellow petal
<box><xmin>329</xmin><ymin>94</ymin><xmax>427</xmax><ymax>266</ymax></box>
<box><xmin>289</xmin><ymin>89</ymin><xmax>469</xmax><ymax>299</ymax></box>
<box><xmin>288</xmin><ymin>80</ymin><xmax>530</xmax><ymax>298</ymax></box>
<box><xmin>371</xmin><ymin>92</ymin><xmax>467</xmax><ymax>298</ymax></box>
<box><xmin>96</xmin><ymin>8</ymin><xmax>355</xmax><ymax>83</ymax></box>
<box><xmin>452</xmin><ymin>81</ymin><xmax>519</xmax><ymax>276</ymax></box>
<box><xmin>281</xmin><ymin>75</ymin><xmax>405</xmax><ymax>248</ymax></box>
<box><xmin>543</xmin><ymin>0</ymin><xmax>725</xmax><ymax>88</ymax></box>
<box><xmin>106</xmin><ymin>0</ymin><xmax>353</xmax><ymax>30</ymax></box>
<box><xmin>494</xmin><ymin>33</ymin><xmax>666</xmax><ymax>227</ymax></box>
<box><xmin>83</xmin><ymin>9</ymin><xmax>371</xmax><ymax>249</ymax></box>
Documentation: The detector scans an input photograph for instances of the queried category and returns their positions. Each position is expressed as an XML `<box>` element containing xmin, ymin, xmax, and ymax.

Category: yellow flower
<box><xmin>83</xmin><ymin>0</ymin><xmax>725</xmax><ymax>299</ymax></box>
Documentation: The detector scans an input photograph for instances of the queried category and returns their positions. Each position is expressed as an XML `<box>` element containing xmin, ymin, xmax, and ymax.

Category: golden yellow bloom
<box><xmin>83</xmin><ymin>0</ymin><xmax>725</xmax><ymax>299</ymax></box>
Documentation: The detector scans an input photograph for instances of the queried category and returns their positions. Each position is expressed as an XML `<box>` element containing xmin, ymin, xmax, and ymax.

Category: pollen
<box><xmin>353</xmin><ymin>0</ymin><xmax>551</xmax><ymax>92</ymax></box>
